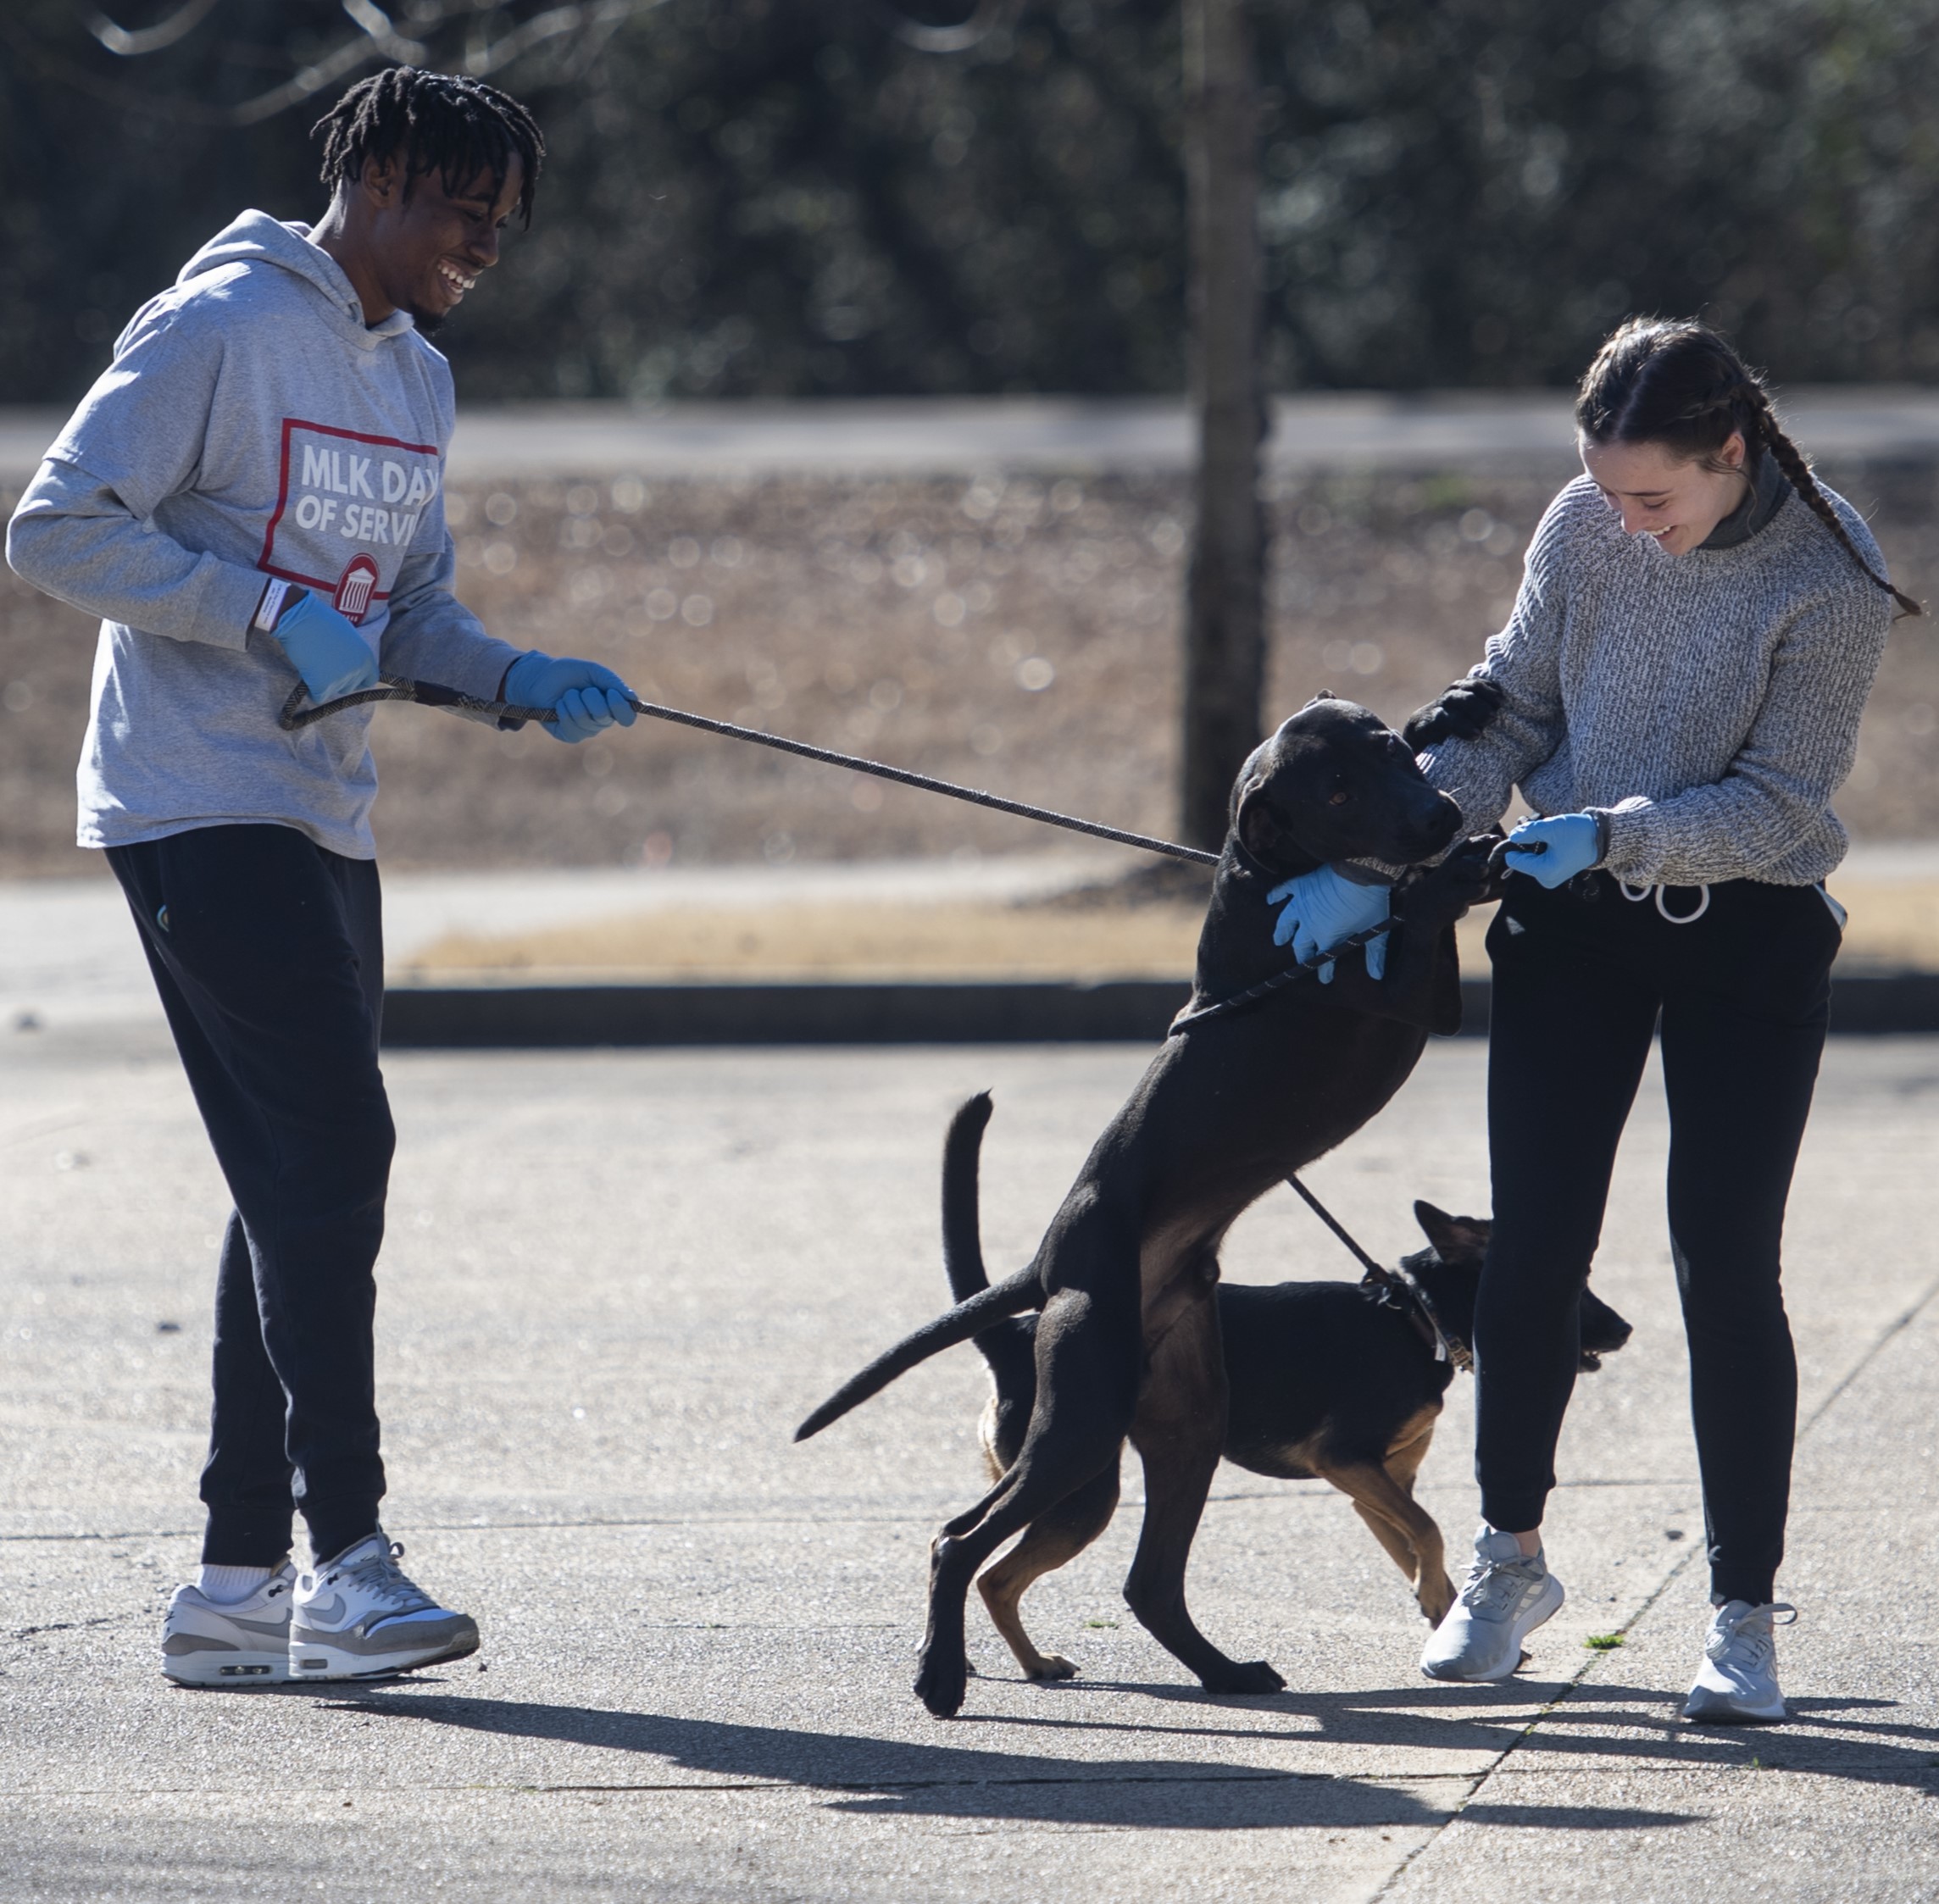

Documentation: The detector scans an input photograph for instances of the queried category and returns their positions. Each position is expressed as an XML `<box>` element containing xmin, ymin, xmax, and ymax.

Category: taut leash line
<box><xmin>277</xmin><ymin>675</ymin><xmax>1219</xmax><ymax>869</ymax></box>
<box><xmin>1285</xmin><ymin>1172</ymin><xmax>1465</xmax><ymax>1368</ymax></box>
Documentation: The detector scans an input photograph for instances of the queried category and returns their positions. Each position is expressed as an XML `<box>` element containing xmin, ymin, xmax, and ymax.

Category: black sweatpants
<box><xmin>107</xmin><ymin>824</ymin><xmax>393</xmax><ymax>1567</ymax></box>
<box><xmin>1476</xmin><ymin>869</ymin><xmax>1842</xmax><ymax>1607</ymax></box>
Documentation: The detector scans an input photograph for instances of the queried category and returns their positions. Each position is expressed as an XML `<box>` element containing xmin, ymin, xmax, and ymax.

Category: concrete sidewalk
<box><xmin>3</xmin><ymin>1022</ymin><xmax>1937</xmax><ymax>1900</ymax></box>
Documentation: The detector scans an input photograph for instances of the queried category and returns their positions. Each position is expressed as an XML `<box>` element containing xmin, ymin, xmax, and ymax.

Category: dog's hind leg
<box><xmin>977</xmin><ymin>1457</ymin><xmax>1122</xmax><ymax>1681</ymax></box>
<box><xmin>915</xmin><ymin>1285</ymin><xmax>1142</xmax><ymax>1719</ymax></box>
<box><xmin>1124</xmin><ymin>1291</ymin><xmax>1285</xmax><ymax>1696</ymax></box>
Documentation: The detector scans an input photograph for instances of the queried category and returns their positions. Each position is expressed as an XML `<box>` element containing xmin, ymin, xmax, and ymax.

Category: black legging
<box><xmin>1476</xmin><ymin>869</ymin><xmax>1842</xmax><ymax>1607</ymax></box>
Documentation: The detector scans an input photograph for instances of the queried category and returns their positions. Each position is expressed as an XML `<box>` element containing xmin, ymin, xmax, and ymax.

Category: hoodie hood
<box><xmin>177</xmin><ymin>210</ymin><xmax>418</xmax><ymax>351</ymax></box>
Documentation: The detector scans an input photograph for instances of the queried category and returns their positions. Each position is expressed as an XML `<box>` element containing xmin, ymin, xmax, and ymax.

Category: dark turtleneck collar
<box><xmin>1698</xmin><ymin>449</ymin><xmax>1788</xmax><ymax>551</ymax></box>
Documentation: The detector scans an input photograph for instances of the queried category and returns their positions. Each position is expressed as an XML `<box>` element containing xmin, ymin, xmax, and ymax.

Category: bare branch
<box><xmin>86</xmin><ymin>0</ymin><xmax>221</xmax><ymax>58</ymax></box>
<box><xmin>460</xmin><ymin>0</ymin><xmax>669</xmax><ymax>78</ymax></box>
<box><xmin>869</xmin><ymin>0</ymin><xmax>1023</xmax><ymax>56</ymax></box>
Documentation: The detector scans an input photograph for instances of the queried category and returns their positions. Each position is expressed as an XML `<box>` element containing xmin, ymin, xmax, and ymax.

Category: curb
<box><xmin>379</xmin><ymin>972</ymin><xmax>1939</xmax><ymax>1048</ymax></box>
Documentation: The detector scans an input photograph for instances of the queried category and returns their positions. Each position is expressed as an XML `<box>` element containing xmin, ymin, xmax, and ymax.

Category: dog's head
<box><xmin>1228</xmin><ymin>694</ymin><xmax>1464</xmax><ymax>880</ymax></box>
<box><xmin>1405</xmin><ymin>1201</ymin><xmax>1634</xmax><ymax>1374</ymax></box>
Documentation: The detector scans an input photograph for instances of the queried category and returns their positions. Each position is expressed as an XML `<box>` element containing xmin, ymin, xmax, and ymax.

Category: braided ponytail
<box><xmin>1577</xmin><ymin>318</ymin><xmax>1922</xmax><ymax>619</ymax></box>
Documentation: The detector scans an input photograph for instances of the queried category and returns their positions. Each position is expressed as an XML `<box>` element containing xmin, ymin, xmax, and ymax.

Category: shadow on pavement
<box><xmin>315</xmin><ymin>1690</ymin><xmax>1706</xmax><ymax>1829</ymax></box>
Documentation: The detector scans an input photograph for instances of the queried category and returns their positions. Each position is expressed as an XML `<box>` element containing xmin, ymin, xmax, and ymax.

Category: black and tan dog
<box><xmin>933</xmin><ymin>1120</ymin><xmax>1634</xmax><ymax>1678</ymax></box>
<box><xmin>797</xmin><ymin>697</ymin><xmax>1482</xmax><ymax>1717</ymax></box>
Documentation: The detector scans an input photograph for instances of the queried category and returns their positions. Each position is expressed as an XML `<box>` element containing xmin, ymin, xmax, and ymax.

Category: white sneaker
<box><xmin>1421</xmin><ymin>1526</ymin><xmax>1564</xmax><ymax>1681</ymax></box>
<box><xmin>289</xmin><ymin>1534</ymin><xmax>479</xmax><ymax>1681</ymax></box>
<box><xmin>160</xmin><ymin>1563</ymin><xmax>297</xmax><ymax>1687</ymax></box>
<box><xmin>1684</xmin><ymin>1600</ymin><xmax>1795</xmax><ymax>1724</ymax></box>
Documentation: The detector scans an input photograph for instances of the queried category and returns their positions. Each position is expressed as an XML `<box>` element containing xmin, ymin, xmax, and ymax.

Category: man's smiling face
<box><xmin>361</xmin><ymin>154</ymin><xmax>524</xmax><ymax>334</ymax></box>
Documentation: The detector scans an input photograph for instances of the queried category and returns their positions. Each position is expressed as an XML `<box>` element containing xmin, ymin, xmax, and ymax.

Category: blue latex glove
<box><xmin>503</xmin><ymin>651</ymin><xmax>640</xmax><ymax>745</ymax></box>
<box><xmin>1266</xmin><ymin>864</ymin><xmax>1391</xmax><ymax>983</ymax></box>
<box><xmin>268</xmin><ymin>590</ymin><xmax>378</xmax><ymax>705</ymax></box>
<box><xmin>1501</xmin><ymin>813</ymin><xmax>1603</xmax><ymax>889</ymax></box>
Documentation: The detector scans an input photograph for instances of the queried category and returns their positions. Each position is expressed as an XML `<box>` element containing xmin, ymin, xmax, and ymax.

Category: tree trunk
<box><xmin>1180</xmin><ymin>0</ymin><xmax>1265</xmax><ymax>851</ymax></box>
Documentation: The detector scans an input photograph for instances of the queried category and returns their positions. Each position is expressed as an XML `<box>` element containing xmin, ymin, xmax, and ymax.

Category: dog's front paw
<box><xmin>1026</xmin><ymin>1653</ymin><xmax>1079</xmax><ymax>1682</ymax></box>
<box><xmin>1203</xmin><ymin>1659</ymin><xmax>1286</xmax><ymax>1696</ymax></box>
<box><xmin>914</xmin><ymin>1647</ymin><xmax>970</xmax><ymax>1718</ymax></box>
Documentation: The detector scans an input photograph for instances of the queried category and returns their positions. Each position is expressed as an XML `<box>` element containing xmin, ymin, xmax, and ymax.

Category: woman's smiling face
<box><xmin>1580</xmin><ymin>432</ymin><xmax>1751</xmax><ymax>556</ymax></box>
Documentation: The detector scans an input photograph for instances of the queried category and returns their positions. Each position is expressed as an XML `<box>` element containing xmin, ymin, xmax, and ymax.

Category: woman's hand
<box><xmin>1266</xmin><ymin>864</ymin><xmax>1391</xmax><ymax>982</ymax></box>
<box><xmin>1500</xmin><ymin>813</ymin><xmax>1605</xmax><ymax>888</ymax></box>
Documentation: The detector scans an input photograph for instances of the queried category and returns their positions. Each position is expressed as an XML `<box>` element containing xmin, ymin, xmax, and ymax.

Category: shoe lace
<box><xmin>1458</xmin><ymin>1552</ymin><xmax>1542</xmax><ymax>1618</ymax></box>
<box><xmin>336</xmin><ymin>1540</ymin><xmax>437</xmax><ymax>1616</ymax></box>
<box><xmin>1703</xmin><ymin>1601</ymin><xmax>1797</xmax><ymax>1671</ymax></box>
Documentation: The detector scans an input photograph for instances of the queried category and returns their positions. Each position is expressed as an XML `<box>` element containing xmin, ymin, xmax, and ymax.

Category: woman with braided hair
<box><xmin>1404</xmin><ymin>318</ymin><xmax>1914</xmax><ymax>1720</ymax></box>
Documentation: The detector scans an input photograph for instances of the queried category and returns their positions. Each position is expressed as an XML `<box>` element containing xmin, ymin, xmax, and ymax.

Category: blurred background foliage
<box><xmin>5</xmin><ymin>0</ymin><xmax>1939</xmax><ymax>407</ymax></box>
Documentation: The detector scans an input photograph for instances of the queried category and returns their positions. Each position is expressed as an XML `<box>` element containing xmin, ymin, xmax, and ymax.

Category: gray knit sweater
<box><xmin>1422</xmin><ymin>474</ymin><xmax>1894</xmax><ymax>887</ymax></box>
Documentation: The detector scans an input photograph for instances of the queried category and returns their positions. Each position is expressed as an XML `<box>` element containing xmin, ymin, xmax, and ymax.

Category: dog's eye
<box><xmin>1327</xmin><ymin>788</ymin><xmax>1351</xmax><ymax>807</ymax></box>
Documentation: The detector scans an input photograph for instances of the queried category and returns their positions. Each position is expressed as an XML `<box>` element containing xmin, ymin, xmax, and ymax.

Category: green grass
<box><xmin>1084</xmin><ymin>1618</ymin><xmax>1119</xmax><ymax>1629</ymax></box>
<box><xmin>1584</xmin><ymin>1633</ymin><xmax>1625</xmax><ymax>1651</ymax></box>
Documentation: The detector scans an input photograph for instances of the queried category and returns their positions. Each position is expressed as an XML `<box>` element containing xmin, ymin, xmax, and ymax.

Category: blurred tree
<box><xmin>4</xmin><ymin>0</ymin><xmax>1939</xmax><ymax>407</ymax></box>
<box><xmin>1180</xmin><ymin>0</ymin><xmax>1264</xmax><ymax>848</ymax></box>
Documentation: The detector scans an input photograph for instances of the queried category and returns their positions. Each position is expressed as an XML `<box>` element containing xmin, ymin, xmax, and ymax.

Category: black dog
<box><xmin>935</xmin><ymin>1125</ymin><xmax>1634</xmax><ymax>1677</ymax></box>
<box><xmin>797</xmin><ymin>697</ymin><xmax>1485</xmax><ymax>1718</ymax></box>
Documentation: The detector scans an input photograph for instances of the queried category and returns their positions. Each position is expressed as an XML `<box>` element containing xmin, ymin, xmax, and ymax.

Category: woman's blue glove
<box><xmin>1501</xmin><ymin>813</ymin><xmax>1603</xmax><ymax>888</ymax></box>
<box><xmin>1266</xmin><ymin>864</ymin><xmax>1390</xmax><ymax>983</ymax></box>
<box><xmin>503</xmin><ymin>651</ymin><xmax>640</xmax><ymax>744</ymax></box>
<box><xmin>267</xmin><ymin>590</ymin><xmax>378</xmax><ymax>705</ymax></box>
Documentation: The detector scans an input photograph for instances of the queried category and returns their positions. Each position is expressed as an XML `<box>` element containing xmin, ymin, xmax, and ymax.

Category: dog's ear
<box><xmin>1414</xmin><ymin>1200</ymin><xmax>1491</xmax><ymax>1263</ymax></box>
<box><xmin>1236</xmin><ymin>782</ymin><xmax>1292</xmax><ymax>863</ymax></box>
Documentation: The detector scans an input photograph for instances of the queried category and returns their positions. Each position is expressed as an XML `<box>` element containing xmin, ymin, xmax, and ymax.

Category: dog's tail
<box><xmin>942</xmin><ymin>1091</ymin><xmax>994</xmax><ymax>1302</ymax></box>
<box><xmin>793</xmin><ymin>1263</ymin><xmax>1042</xmax><ymax>1442</ymax></box>
<box><xmin>795</xmin><ymin>1091</ymin><xmax>1041</xmax><ymax>1446</ymax></box>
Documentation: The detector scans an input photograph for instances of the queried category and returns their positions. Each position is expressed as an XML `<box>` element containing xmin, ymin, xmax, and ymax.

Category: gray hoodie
<box><xmin>6</xmin><ymin>211</ymin><xmax>523</xmax><ymax>859</ymax></box>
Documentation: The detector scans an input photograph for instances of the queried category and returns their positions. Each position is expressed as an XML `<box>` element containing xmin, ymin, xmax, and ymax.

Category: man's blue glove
<box><xmin>503</xmin><ymin>651</ymin><xmax>640</xmax><ymax>745</ymax></box>
<box><xmin>266</xmin><ymin>590</ymin><xmax>378</xmax><ymax>706</ymax></box>
<box><xmin>1501</xmin><ymin>813</ymin><xmax>1603</xmax><ymax>889</ymax></box>
<box><xmin>1266</xmin><ymin>863</ymin><xmax>1391</xmax><ymax>983</ymax></box>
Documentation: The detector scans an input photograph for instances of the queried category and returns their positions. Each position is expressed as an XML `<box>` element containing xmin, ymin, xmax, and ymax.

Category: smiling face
<box><xmin>1580</xmin><ymin>431</ymin><xmax>1751</xmax><ymax>556</ymax></box>
<box><xmin>331</xmin><ymin>153</ymin><xmax>524</xmax><ymax>333</ymax></box>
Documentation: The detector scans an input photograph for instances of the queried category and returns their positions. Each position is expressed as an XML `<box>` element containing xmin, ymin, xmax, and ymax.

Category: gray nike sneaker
<box><xmin>1421</xmin><ymin>1525</ymin><xmax>1564</xmax><ymax>1681</ymax></box>
<box><xmin>289</xmin><ymin>1533</ymin><xmax>479</xmax><ymax>1681</ymax></box>
<box><xmin>161</xmin><ymin>1563</ymin><xmax>297</xmax><ymax>1687</ymax></box>
<box><xmin>1684</xmin><ymin>1600</ymin><xmax>1796</xmax><ymax>1724</ymax></box>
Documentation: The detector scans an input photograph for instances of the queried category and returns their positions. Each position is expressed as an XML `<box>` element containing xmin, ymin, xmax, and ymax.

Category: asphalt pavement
<box><xmin>4</xmin><ymin>1006</ymin><xmax>1939</xmax><ymax>1900</ymax></box>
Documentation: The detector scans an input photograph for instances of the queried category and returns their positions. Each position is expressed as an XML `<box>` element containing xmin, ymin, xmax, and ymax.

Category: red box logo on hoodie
<box><xmin>258</xmin><ymin>418</ymin><xmax>442</xmax><ymax>620</ymax></box>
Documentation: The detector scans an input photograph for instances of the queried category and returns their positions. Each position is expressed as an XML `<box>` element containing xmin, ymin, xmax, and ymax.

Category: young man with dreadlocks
<box><xmin>1300</xmin><ymin>318</ymin><xmax>1909</xmax><ymax>1723</ymax></box>
<box><xmin>8</xmin><ymin>68</ymin><xmax>635</xmax><ymax>1687</ymax></box>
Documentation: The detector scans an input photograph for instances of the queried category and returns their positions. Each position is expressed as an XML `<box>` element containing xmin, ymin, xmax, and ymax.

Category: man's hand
<box><xmin>503</xmin><ymin>651</ymin><xmax>639</xmax><ymax>744</ymax></box>
<box><xmin>264</xmin><ymin>590</ymin><xmax>379</xmax><ymax>705</ymax></box>
<box><xmin>1266</xmin><ymin>863</ymin><xmax>1392</xmax><ymax>983</ymax></box>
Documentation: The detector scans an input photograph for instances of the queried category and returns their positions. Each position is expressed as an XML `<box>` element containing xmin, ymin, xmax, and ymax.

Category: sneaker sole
<box><xmin>1683</xmin><ymin>1687</ymin><xmax>1786</xmax><ymax>1725</ymax></box>
<box><xmin>162</xmin><ymin>1652</ymin><xmax>290</xmax><ymax>1689</ymax></box>
<box><xmin>289</xmin><ymin>1629</ymin><xmax>480</xmax><ymax>1682</ymax></box>
<box><xmin>1421</xmin><ymin>1574</ymin><xmax>1566</xmax><ymax>1682</ymax></box>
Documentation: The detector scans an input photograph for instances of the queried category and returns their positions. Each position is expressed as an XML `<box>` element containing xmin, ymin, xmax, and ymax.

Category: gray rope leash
<box><xmin>277</xmin><ymin>674</ymin><xmax>1218</xmax><ymax>869</ymax></box>
<box><xmin>1164</xmin><ymin>919</ymin><xmax>1394</xmax><ymax>1034</ymax></box>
